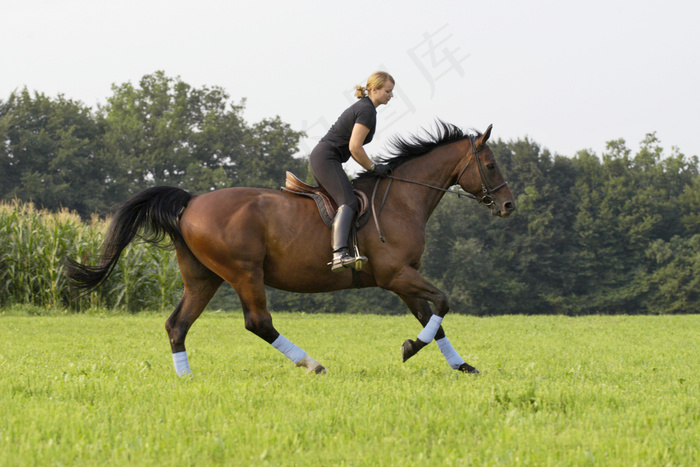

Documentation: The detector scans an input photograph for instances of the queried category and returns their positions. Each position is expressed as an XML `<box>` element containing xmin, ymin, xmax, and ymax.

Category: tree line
<box><xmin>0</xmin><ymin>71</ymin><xmax>308</xmax><ymax>219</ymax></box>
<box><xmin>2</xmin><ymin>72</ymin><xmax>698</xmax><ymax>314</ymax></box>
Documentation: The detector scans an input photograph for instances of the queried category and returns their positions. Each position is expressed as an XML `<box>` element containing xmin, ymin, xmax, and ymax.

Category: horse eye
<box><xmin>486</xmin><ymin>163</ymin><xmax>495</xmax><ymax>170</ymax></box>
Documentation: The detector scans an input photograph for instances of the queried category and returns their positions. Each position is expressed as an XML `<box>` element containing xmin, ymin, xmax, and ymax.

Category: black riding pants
<box><xmin>309</xmin><ymin>141</ymin><xmax>358</xmax><ymax>213</ymax></box>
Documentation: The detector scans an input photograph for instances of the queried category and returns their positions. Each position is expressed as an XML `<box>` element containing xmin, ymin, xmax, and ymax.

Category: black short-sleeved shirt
<box><xmin>321</xmin><ymin>97</ymin><xmax>377</xmax><ymax>162</ymax></box>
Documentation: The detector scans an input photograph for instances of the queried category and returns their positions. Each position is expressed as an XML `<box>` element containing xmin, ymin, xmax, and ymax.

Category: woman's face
<box><xmin>369</xmin><ymin>81</ymin><xmax>394</xmax><ymax>106</ymax></box>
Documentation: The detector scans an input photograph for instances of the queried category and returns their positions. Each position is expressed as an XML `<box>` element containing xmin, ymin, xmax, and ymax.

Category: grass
<box><xmin>1</xmin><ymin>310</ymin><xmax>698</xmax><ymax>465</ymax></box>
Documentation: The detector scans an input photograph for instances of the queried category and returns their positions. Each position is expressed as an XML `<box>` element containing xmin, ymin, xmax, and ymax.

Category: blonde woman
<box><xmin>309</xmin><ymin>71</ymin><xmax>395</xmax><ymax>272</ymax></box>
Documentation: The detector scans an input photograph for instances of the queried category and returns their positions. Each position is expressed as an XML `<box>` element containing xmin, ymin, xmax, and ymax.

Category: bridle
<box><xmin>455</xmin><ymin>134</ymin><xmax>509</xmax><ymax>207</ymax></box>
<box><xmin>377</xmin><ymin>135</ymin><xmax>509</xmax><ymax>205</ymax></box>
<box><xmin>371</xmin><ymin>135</ymin><xmax>509</xmax><ymax>242</ymax></box>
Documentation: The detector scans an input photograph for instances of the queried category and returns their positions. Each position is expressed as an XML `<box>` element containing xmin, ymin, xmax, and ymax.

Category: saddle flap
<box><xmin>281</xmin><ymin>171</ymin><xmax>371</xmax><ymax>230</ymax></box>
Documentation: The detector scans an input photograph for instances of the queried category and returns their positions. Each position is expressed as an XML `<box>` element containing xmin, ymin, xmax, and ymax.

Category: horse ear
<box><xmin>477</xmin><ymin>124</ymin><xmax>493</xmax><ymax>147</ymax></box>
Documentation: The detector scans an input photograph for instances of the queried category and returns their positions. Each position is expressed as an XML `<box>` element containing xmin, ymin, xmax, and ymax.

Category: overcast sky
<box><xmin>3</xmin><ymin>0</ymin><xmax>698</xmax><ymax>173</ymax></box>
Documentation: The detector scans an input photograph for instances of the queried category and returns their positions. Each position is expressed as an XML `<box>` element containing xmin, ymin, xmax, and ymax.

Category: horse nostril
<box><xmin>504</xmin><ymin>201</ymin><xmax>515</xmax><ymax>213</ymax></box>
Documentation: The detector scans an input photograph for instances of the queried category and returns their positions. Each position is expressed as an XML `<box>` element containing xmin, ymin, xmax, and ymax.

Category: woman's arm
<box><xmin>348</xmin><ymin>123</ymin><xmax>374</xmax><ymax>170</ymax></box>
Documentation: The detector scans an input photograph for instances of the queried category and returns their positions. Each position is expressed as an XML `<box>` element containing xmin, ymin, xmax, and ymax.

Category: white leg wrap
<box><xmin>172</xmin><ymin>351</ymin><xmax>191</xmax><ymax>376</ymax></box>
<box><xmin>417</xmin><ymin>314</ymin><xmax>443</xmax><ymax>344</ymax></box>
<box><xmin>271</xmin><ymin>335</ymin><xmax>307</xmax><ymax>364</ymax></box>
<box><xmin>436</xmin><ymin>337</ymin><xmax>466</xmax><ymax>369</ymax></box>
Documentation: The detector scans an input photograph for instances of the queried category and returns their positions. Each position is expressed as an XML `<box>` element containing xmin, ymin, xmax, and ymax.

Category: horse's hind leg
<box><xmin>225</xmin><ymin>262</ymin><xmax>326</xmax><ymax>374</ymax></box>
<box><xmin>166</xmin><ymin>242</ymin><xmax>223</xmax><ymax>376</ymax></box>
<box><xmin>399</xmin><ymin>295</ymin><xmax>478</xmax><ymax>373</ymax></box>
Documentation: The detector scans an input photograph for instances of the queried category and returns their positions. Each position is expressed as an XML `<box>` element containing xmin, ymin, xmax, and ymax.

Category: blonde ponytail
<box><xmin>354</xmin><ymin>71</ymin><xmax>395</xmax><ymax>99</ymax></box>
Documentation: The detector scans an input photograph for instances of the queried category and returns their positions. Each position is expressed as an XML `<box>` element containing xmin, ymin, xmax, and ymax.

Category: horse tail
<box><xmin>65</xmin><ymin>186</ymin><xmax>192</xmax><ymax>293</ymax></box>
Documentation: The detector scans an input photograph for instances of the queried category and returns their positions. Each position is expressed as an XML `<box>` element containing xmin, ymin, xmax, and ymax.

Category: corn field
<box><xmin>0</xmin><ymin>201</ymin><xmax>182</xmax><ymax>312</ymax></box>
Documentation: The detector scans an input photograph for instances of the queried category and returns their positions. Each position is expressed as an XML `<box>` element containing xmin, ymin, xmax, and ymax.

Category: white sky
<box><xmin>2</xmin><ymin>0</ymin><xmax>699</xmax><ymax>174</ymax></box>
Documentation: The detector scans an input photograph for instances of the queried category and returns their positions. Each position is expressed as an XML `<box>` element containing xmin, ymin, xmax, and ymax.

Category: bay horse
<box><xmin>66</xmin><ymin>122</ymin><xmax>515</xmax><ymax>376</ymax></box>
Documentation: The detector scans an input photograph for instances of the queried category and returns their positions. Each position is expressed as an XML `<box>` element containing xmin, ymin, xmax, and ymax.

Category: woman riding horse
<box><xmin>309</xmin><ymin>71</ymin><xmax>394</xmax><ymax>272</ymax></box>
<box><xmin>66</xmin><ymin>117</ymin><xmax>516</xmax><ymax>376</ymax></box>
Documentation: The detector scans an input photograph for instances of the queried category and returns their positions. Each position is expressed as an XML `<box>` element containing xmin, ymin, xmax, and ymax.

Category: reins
<box><xmin>370</xmin><ymin>135</ymin><xmax>508</xmax><ymax>242</ymax></box>
<box><xmin>370</xmin><ymin>168</ymin><xmax>475</xmax><ymax>243</ymax></box>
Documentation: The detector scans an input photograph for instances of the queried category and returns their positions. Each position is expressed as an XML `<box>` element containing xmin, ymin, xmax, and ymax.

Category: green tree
<box><xmin>678</xmin><ymin>176</ymin><xmax>700</xmax><ymax>234</ymax></box>
<box><xmin>99</xmin><ymin>71</ymin><xmax>307</xmax><ymax>197</ymax></box>
<box><xmin>644</xmin><ymin>235</ymin><xmax>700</xmax><ymax>313</ymax></box>
<box><xmin>236</xmin><ymin>116</ymin><xmax>308</xmax><ymax>189</ymax></box>
<box><xmin>0</xmin><ymin>89</ymin><xmax>108</xmax><ymax>217</ymax></box>
<box><xmin>100</xmin><ymin>72</ymin><xmax>237</xmax><ymax>196</ymax></box>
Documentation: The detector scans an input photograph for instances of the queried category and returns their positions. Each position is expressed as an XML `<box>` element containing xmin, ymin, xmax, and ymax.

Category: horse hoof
<box><xmin>311</xmin><ymin>365</ymin><xmax>327</xmax><ymax>375</ymax></box>
<box><xmin>402</xmin><ymin>339</ymin><xmax>417</xmax><ymax>362</ymax></box>
<box><xmin>458</xmin><ymin>363</ymin><xmax>480</xmax><ymax>374</ymax></box>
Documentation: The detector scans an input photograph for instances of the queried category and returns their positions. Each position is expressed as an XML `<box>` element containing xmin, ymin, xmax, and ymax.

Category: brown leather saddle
<box><xmin>281</xmin><ymin>172</ymin><xmax>371</xmax><ymax>229</ymax></box>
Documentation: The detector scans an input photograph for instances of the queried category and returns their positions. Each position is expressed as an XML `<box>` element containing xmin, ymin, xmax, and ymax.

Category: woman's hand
<box><xmin>370</xmin><ymin>163</ymin><xmax>392</xmax><ymax>177</ymax></box>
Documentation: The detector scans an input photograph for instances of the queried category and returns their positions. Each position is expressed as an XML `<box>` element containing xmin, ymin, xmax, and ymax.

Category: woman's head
<box><xmin>355</xmin><ymin>71</ymin><xmax>395</xmax><ymax>99</ymax></box>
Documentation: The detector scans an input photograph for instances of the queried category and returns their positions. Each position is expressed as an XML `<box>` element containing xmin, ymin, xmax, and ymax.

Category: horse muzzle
<box><xmin>492</xmin><ymin>199</ymin><xmax>516</xmax><ymax>217</ymax></box>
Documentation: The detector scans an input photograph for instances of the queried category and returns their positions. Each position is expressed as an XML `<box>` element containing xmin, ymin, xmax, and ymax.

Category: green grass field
<box><xmin>1</xmin><ymin>309</ymin><xmax>698</xmax><ymax>466</ymax></box>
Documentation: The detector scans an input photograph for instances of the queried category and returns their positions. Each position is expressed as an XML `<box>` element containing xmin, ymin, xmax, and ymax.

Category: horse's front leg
<box><xmin>398</xmin><ymin>294</ymin><xmax>478</xmax><ymax>373</ymax></box>
<box><xmin>383</xmin><ymin>267</ymin><xmax>478</xmax><ymax>373</ymax></box>
<box><xmin>382</xmin><ymin>266</ymin><xmax>448</xmax><ymax>354</ymax></box>
<box><xmin>397</xmin><ymin>294</ymin><xmax>444</xmax><ymax>361</ymax></box>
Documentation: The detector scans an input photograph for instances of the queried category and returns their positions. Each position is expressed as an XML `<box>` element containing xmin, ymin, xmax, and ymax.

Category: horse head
<box><xmin>457</xmin><ymin>124</ymin><xmax>516</xmax><ymax>217</ymax></box>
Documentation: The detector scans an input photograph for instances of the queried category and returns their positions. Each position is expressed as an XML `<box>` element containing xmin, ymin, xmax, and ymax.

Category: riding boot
<box><xmin>329</xmin><ymin>205</ymin><xmax>368</xmax><ymax>272</ymax></box>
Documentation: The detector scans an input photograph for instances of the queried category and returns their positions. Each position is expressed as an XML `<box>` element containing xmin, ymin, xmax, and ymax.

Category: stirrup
<box><xmin>328</xmin><ymin>249</ymin><xmax>368</xmax><ymax>273</ymax></box>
